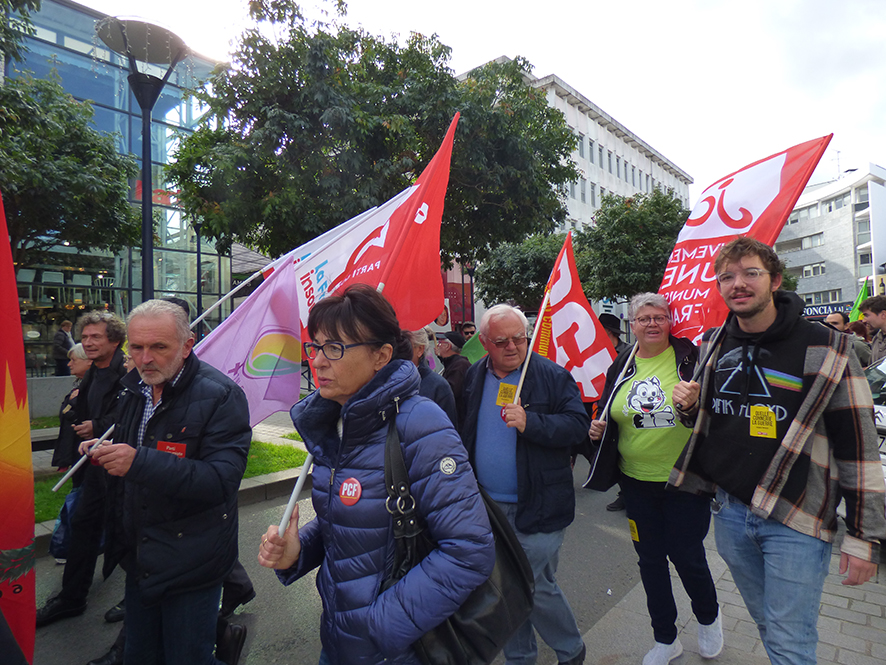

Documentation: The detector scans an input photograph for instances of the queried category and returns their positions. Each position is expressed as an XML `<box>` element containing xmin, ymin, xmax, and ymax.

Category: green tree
<box><xmin>0</xmin><ymin>73</ymin><xmax>139</xmax><ymax>266</ymax></box>
<box><xmin>575</xmin><ymin>189</ymin><xmax>690</xmax><ymax>301</ymax></box>
<box><xmin>474</xmin><ymin>233</ymin><xmax>566</xmax><ymax>311</ymax></box>
<box><xmin>166</xmin><ymin>1</ymin><xmax>578</xmax><ymax>263</ymax></box>
<box><xmin>1</xmin><ymin>0</ymin><xmax>39</xmax><ymax>65</ymax></box>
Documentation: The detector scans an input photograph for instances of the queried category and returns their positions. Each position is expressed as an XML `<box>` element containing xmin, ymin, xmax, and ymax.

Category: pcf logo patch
<box><xmin>339</xmin><ymin>478</ymin><xmax>362</xmax><ymax>506</ymax></box>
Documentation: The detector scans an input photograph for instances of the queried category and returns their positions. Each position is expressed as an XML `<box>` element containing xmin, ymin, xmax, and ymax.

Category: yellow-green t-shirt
<box><xmin>611</xmin><ymin>346</ymin><xmax>692</xmax><ymax>482</ymax></box>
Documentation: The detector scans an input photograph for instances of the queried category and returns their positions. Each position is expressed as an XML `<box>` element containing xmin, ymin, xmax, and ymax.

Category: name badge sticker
<box><xmin>749</xmin><ymin>405</ymin><xmax>777</xmax><ymax>439</ymax></box>
<box><xmin>496</xmin><ymin>383</ymin><xmax>517</xmax><ymax>406</ymax></box>
<box><xmin>158</xmin><ymin>441</ymin><xmax>187</xmax><ymax>458</ymax></box>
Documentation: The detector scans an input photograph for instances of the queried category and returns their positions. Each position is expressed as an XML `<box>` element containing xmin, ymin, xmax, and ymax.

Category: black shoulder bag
<box><xmin>382</xmin><ymin>419</ymin><xmax>535</xmax><ymax>665</ymax></box>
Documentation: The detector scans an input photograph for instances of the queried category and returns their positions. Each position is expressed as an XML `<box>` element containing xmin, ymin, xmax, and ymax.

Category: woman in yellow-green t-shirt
<box><xmin>588</xmin><ymin>293</ymin><xmax>722</xmax><ymax>664</ymax></box>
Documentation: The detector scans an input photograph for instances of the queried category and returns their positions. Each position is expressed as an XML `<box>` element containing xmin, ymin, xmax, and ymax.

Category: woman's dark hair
<box><xmin>307</xmin><ymin>284</ymin><xmax>413</xmax><ymax>361</ymax></box>
<box><xmin>847</xmin><ymin>320</ymin><xmax>871</xmax><ymax>342</ymax></box>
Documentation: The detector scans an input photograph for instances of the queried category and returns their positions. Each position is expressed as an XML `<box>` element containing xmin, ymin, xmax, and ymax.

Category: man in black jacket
<box><xmin>37</xmin><ymin>312</ymin><xmax>127</xmax><ymax>627</ymax></box>
<box><xmin>88</xmin><ymin>299</ymin><xmax>251</xmax><ymax>664</ymax></box>
<box><xmin>461</xmin><ymin>304</ymin><xmax>589</xmax><ymax>665</ymax></box>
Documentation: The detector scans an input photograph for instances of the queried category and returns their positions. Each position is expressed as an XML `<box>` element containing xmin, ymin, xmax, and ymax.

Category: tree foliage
<box><xmin>0</xmin><ymin>0</ymin><xmax>39</xmax><ymax>64</ymax></box>
<box><xmin>0</xmin><ymin>73</ymin><xmax>139</xmax><ymax>266</ymax></box>
<box><xmin>575</xmin><ymin>189</ymin><xmax>690</xmax><ymax>301</ymax></box>
<box><xmin>474</xmin><ymin>233</ymin><xmax>566</xmax><ymax>312</ymax></box>
<box><xmin>166</xmin><ymin>1</ymin><xmax>578</xmax><ymax>263</ymax></box>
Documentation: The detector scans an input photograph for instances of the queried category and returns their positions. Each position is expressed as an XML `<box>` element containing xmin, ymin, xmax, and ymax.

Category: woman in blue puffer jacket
<box><xmin>259</xmin><ymin>284</ymin><xmax>496</xmax><ymax>665</ymax></box>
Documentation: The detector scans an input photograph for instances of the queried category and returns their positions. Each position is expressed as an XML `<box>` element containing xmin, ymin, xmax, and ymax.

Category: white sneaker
<box><xmin>698</xmin><ymin>613</ymin><xmax>724</xmax><ymax>659</ymax></box>
<box><xmin>642</xmin><ymin>638</ymin><xmax>683</xmax><ymax>665</ymax></box>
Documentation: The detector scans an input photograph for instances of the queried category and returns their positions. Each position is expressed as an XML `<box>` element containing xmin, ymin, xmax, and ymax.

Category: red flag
<box><xmin>0</xmin><ymin>194</ymin><xmax>36</xmax><ymax>663</ymax></box>
<box><xmin>197</xmin><ymin>114</ymin><xmax>459</xmax><ymax>423</ymax></box>
<box><xmin>533</xmin><ymin>233</ymin><xmax>616</xmax><ymax>401</ymax></box>
<box><xmin>660</xmin><ymin>135</ymin><xmax>832</xmax><ymax>342</ymax></box>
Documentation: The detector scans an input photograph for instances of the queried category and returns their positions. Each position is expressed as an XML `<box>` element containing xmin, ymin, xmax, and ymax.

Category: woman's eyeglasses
<box><xmin>633</xmin><ymin>316</ymin><xmax>669</xmax><ymax>327</ymax></box>
<box><xmin>303</xmin><ymin>341</ymin><xmax>381</xmax><ymax>361</ymax></box>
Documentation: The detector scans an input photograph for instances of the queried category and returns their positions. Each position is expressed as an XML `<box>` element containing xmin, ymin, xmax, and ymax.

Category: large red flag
<box><xmin>533</xmin><ymin>233</ymin><xmax>616</xmax><ymax>402</ymax></box>
<box><xmin>660</xmin><ymin>135</ymin><xmax>832</xmax><ymax>342</ymax></box>
<box><xmin>196</xmin><ymin>114</ymin><xmax>459</xmax><ymax>423</ymax></box>
<box><xmin>0</xmin><ymin>195</ymin><xmax>36</xmax><ymax>663</ymax></box>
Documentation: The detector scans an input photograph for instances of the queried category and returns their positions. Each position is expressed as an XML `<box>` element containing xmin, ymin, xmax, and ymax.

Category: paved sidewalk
<box><xmin>581</xmin><ymin>529</ymin><xmax>886</xmax><ymax>665</ymax></box>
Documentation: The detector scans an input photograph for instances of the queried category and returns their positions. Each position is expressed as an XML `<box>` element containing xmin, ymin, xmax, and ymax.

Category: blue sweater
<box><xmin>281</xmin><ymin>360</ymin><xmax>495</xmax><ymax>665</ymax></box>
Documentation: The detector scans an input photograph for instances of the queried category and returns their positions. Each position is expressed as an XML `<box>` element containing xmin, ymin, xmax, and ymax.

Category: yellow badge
<box><xmin>628</xmin><ymin>518</ymin><xmax>639</xmax><ymax>542</ymax></box>
<box><xmin>749</xmin><ymin>405</ymin><xmax>777</xmax><ymax>439</ymax></box>
<box><xmin>496</xmin><ymin>383</ymin><xmax>517</xmax><ymax>406</ymax></box>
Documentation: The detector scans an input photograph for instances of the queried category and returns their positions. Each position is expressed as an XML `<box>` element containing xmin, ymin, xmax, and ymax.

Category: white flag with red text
<box><xmin>533</xmin><ymin>233</ymin><xmax>616</xmax><ymax>402</ymax></box>
<box><xmin>660</xmin><ymin>135</ymin><xmax>832</xmax><ymax>342</ymax></box>
<box><xmin>196</xmin><ymin>114</ymin><xmax>459</xmax><ymax>424</ymax></box>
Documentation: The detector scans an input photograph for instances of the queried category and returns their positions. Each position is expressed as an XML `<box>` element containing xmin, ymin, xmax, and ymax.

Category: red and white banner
<box><xmin>660</xmin><ymin>135</ymin><xmax>832</xmax><ymax>342</ymax></box>
<box><xmin>197</xmin><ymin>114</ymin><xmax>459</xmax><ymax>424</ymax></box>
<box><xmin>533</xmin><ymin>233</ymin><xmax>616</xmax><ymax>402</ymax></box>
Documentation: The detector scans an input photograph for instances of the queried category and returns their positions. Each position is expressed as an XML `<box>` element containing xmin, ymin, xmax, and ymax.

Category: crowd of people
<box><xmin>36</xmin><ymin>238</ymin><xmax>886</xmax><ymax>665</ymax></box>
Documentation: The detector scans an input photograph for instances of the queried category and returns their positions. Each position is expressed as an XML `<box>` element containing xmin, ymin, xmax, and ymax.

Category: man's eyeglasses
<box><xmin>716</xmin><ymin>268</ymin><xmax>770</xmax><ymax>286</ymax></box>
<box><xmin>633</xmin><ymin>315</ymin><xmax>669</xmax><ymax>327</ymax></box>
<box><xmin>487</xmin><ymin>335</ymin><xmax>528</xmax><ymax>348</ymax></box>
<box><xmin>303</xmin><ymin>340</ymin><xmax>380</xmax><ymax>361</ymax></box>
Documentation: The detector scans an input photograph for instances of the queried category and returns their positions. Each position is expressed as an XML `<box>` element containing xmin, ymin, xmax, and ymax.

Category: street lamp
<box><xmin>96</xmin><ymin>17</ymin><xmax>189</xmax><ymax>302</ymax></box>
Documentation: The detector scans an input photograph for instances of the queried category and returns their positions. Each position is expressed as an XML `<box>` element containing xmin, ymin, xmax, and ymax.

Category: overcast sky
<box><xmin>78</xmin><ymin>0</ymin><xmax>886</xmax><ymax>201</ymax></box>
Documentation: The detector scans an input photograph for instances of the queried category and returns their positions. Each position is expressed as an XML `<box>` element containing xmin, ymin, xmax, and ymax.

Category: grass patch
<box><xmin>282</xmin><ymin>431</ymin><xmax>303</xmax><ymax>442</ymax></box>
<box><xmin>244</xmin><ymin>440</ymin><xmax>306</xmax><ymax>479</ymax></box>
<box><xmin>35</xmin><ymin>474</ymin><xmax>72</xmax><ymax>524</ymax></box>
<box><xmin>34</xmin><ymin>441</ymin><xmax>307</xmax><ymax>524</ymax></box>
<box><xmin>31</xmin><ymin>415</ymin><xmax>60</xmax><ymax>429</ymax></box>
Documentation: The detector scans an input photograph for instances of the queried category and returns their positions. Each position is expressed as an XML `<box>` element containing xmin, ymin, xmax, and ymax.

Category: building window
<box><xmin>823</xmin><ymin>191</ymin><xmax>850</xmax><ymax>213</ymax></box>
<box><xmin>858</xmin><ymin>220</ymin><xmax>871</xmax><ymax>245</ymax></box>
<box><xmin>801</xmin><ymin>262</ymin><xmax>826</xmax><ymax>277</ymax></box>
<box><xmin>632</xmin><ymin>166</ymin><xmax>636</xmax><ymax>187</ymax></box>
<box><xmin>859</xmin><ymin>253</ymin><xmax>872</xmax><ymax>265</ymax></box>
<box><xmin>616</xmin><ymin>156</ymin><xmax>621</xmax><ymax>178</ymax></box>
<box><xmin>570</xmin><ymin>181</ymin><xmax>576</xmax><ymax>199</ymax></box>
<box><xmin>775</xmin><ymin>232</ymin><xmax>824</xmax><ymax>254</ymax></box>
<box><xmin>578</xmin><ymin>133</ymin><xmax>585</xmax><ymax>158</ymax></box>
<box><xmin>646</xmin><ymin>174</ymin><xmax>650</xmax><ymax>191</ymax></box>
<box><xmin>801</xmin><ymin>289</ymin><xmax>842</xmax><ymax>305</ymax></box>
<box><xmin>580</xmin><ymin>178</ymin><xmax>586</xmax><ymax>203</ymax></box>
<box><xmin>589</xmin><ymin>140</ymin><xmax>595</xmax><ymax>164</ymax></box>
<box><xmin>590</xmin><ymin>183</ymin><xmax>596</xmax><ymax>207</ymax></box>
<box><xmin>608</xmin><ymin>151</ymin><xmax>613</xmax><ymax>174</ymax></box>
<box><xmin>599</xmin><ymin>145</ymin><xmax>604</xmax><ymax>167</ymax></box>
<box><xmin>788</xmin><ymin>205</ymin><xmax>818</xmax><ymax>224</ymax></box>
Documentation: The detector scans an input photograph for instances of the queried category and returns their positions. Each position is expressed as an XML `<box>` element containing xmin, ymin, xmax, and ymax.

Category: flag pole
<box><xmin>277</xmin><ymin>454</ymin><xmax>314</xmax><ymax>535</ymax></box>
<box><xmin>52</xmin><ymin>424</ymin><xmax>115</xmax><ymax>492</ymax></box>
<box><xmin>513</xmin><ymin>289</ymin><xmax>552</xmax><ymax>403</ymax></box>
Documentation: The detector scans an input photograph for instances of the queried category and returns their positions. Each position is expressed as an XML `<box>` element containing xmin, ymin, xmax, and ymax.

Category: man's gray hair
<box><xmin>127</xmin><ymin>299</ymin><xmax>191</xmax><ymax>344</ymax></box>
<box><xmin>75</xmin><ymin>311</ymin><xmax>126</xmax><ymax>344</ymax></box>
<box><xmin>67</xmin><ymin>342</ymin><xmax>88</xmax><ymax>361</ymax></box>
<box><xmin>628</xmin><ymin>293</ymin><xmax>671</xmax><ymax>320</ymax></box>
<box><xmin>479</xmin><ymin>305</ymin><xmax>530</xmax><ymax>337</ymax></box>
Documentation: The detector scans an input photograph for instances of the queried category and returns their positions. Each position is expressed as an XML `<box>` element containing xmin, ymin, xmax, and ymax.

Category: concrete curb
<box><xmin>33</xmin><ymin>468</ymin><xmax>313</xmax><ymax>559</ymax></box>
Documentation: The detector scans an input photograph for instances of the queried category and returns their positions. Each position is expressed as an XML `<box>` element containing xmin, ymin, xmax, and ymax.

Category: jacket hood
<box><xmin>723</xmin><ymin>290</ymin><xmax>805</xmax><ymax>344</ymax></box>
<box><xmin>292</xmin><ymin>359</ymin><xmax>420</xmax><ymax>456</ymax></box>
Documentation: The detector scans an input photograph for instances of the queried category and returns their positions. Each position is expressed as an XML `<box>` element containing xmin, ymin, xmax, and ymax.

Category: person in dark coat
<box><xmin>259</xmin><ymin>285</ymin><xmax>495</xmax><ymax>665</ymax></box>
<box><xmin>406</xmin><ymin>326</ymin><xmax>457</xmax><ymax>427</ymax></box>
<box><xmin>86</xmin><ymin>299</ymin><xmax>251</xmax><ymax>665</ymax></box>
<box><xmin>51</xmin><ymin>343</ymin><xmax>92</xmax><ymax>472</ymax></box>
<box><xmin>52</xmin><ymin>320</ymin><xmax>75</xmax><ymax>376</ymax></box>
<box><xmin>37</xmin><ymin>312</ymin><xmax>127</xmax><ymax>628</ymax></box>
<box><xmin>435</xmin><ymin>331</ymin><xmax>471</xmax><ymax>427</ymax></box>
<box><xmin>461</xmin><ymin>304</ymin><xmax>589</xmax><ymax>665</ymax></box>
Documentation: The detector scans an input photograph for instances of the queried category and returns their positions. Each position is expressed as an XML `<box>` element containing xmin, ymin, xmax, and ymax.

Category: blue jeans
<box><xmin>496</xmin><ymin>501</ymin><xmax>584</xmax><ymax>665</ymax></box>
<box><xmin>620</xmin><ymin>476</ymin><xmax>719</xmax><ymax>644</ymax></box>
<box><xmin>714</xmin><ymin>489</ymin><xmax>832</xmax><ymax>665</ymax></box>
<box><xmin>124</xmin><ymin>573</ymin><xmax>225</xmax><ymax>665</ymax></box>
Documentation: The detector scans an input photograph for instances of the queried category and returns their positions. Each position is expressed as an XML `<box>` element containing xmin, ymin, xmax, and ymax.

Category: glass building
<box><xmin>6</xmin><ymin>0</ymin><xmax>231</xmax><ymax>375</ymax></box>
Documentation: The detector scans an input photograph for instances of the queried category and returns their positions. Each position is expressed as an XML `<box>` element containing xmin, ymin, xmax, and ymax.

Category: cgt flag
<box><xmin>0</xmin><ymin>195</ymin><xmax>36</xmax><ymax>663</ymax></box>
<box><xmin>533</xmin><ymin>233</ymin><xmax>616</xmax><ymax>401</ymax></box>
<box><xmin>196</xmin><ymin>114</ymin><xmax>460</xmax><ymax>424</ymax></box>
<box><xmin>660</xmin><ymin>135</ymin><xmax>832</xmax><ymax>342</ymax></box>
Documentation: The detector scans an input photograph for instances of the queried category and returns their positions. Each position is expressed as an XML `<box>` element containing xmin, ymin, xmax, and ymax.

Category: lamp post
<box><xmin>97</xmin><ymin>17</ymin><xmax>189</xmax><ymax>302</ymax></box>
<box><xmin>194</xmin><ymin>219</ymin><xmax>204</xmax><ymax>340</ymax></box>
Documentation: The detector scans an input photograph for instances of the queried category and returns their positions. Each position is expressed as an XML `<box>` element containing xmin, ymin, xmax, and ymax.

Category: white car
<box><xmin>863</xmin><ymin>357</ymin><xmax>886</xmax><ymax>482</ymax></box>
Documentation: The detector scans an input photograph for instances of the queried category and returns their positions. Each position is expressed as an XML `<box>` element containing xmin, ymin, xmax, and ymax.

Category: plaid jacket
<box><xmin>669</xmin><ymin>319</ymin><xmax>886</xmax><ymax>562</ymax></box>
